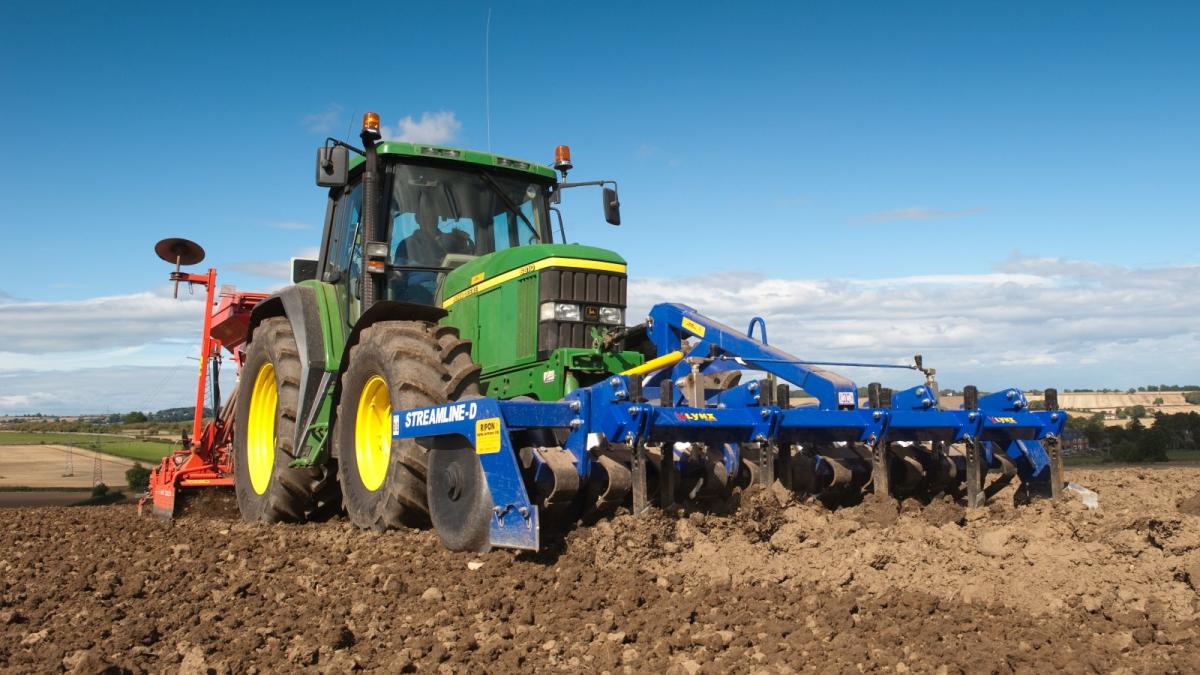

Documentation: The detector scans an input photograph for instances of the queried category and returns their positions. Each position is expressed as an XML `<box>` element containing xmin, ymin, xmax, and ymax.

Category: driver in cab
<box><xmin>391</xmin><ymin>204</ymin><xmax>473</xmax><ymax>304</ymax></box>
<box><xmin>394</xmin><ymin>205</ymin><xmax>472</xmax><ymax>267</ymax></box>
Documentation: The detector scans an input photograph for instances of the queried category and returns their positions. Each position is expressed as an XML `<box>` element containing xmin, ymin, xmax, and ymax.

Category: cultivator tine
<box><xmin>866</xmin><ymin>384</ymin><xmax>890</xmax><ymax>499</ymax></box>
<box><xmin>659</xmin><ymin>444</ymin><xmax>678</xmax><ymax>509</ymax></box>
<box><xmin>776</xmin><ymin>385</ymin><xmax>792</xmax><ymax>489</ymax></box>
<box><xmin>964</xmin><ymin>437</ymin><xmax>983</xmax><ymax>507</ymax></box>
<box><xmin>1045</xmin><ymin>435</ymin><xmax>1064</xmax><ymax>499</ymax></box>
<box><xmin>1044</xmin><ymin>388</ymin><xmax>1065</xmax><ymax>499</ymax></box>
<box><xmin>758</xmin><ymin>442</ymin><xmax>776</xmax><ymax>487</ymax></box>
<box><xmin>631</xmin><ymin>439</ymin><xmax>650</xmax><ymax>516</ymax></box>
<box><xmin>755</xmin><ymin>379</ymin><xmax>777</xmax><ymax>487</ymax></box>
<box><xmin>962</xmin><ymin>386</ymin><xmax>983</xmax><ymax>507</ymax></box>
<box><xmin>871</xmin><ymin>442</ymin><xmax>892</xmax><ymax>499</ymax></box>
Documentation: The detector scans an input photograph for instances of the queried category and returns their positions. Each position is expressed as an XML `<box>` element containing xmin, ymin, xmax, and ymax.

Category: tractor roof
<box><xmin>349</xmin><ymin>141</ymin><xmax>558</xmax><ymax>181</ymax></box>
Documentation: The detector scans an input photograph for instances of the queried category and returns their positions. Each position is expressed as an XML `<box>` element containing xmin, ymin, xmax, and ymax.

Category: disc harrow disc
<box><xmin>427</xmin><ymin>446</ymin><xmax>493</xmax><ymax>552</ymax></box>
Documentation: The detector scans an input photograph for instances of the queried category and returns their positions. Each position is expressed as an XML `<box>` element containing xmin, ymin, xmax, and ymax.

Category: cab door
<box><xmin>318</xmin><ymin>180</ymin><xmax>364</xmax><ymax>331</ymax></box>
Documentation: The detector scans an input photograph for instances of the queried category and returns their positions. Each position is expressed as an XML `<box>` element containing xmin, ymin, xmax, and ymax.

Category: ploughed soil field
<box><xmin>3</xmin><ymin>467</ymin><xmax>1200</xmax><ymax>673</ymax></box>
<box><xmin>0</xmin><ymin>445</ymin><xmax>137</xmax><ymax>489</ymax></box>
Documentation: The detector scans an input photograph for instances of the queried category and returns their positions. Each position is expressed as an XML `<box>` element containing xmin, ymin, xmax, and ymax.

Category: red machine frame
<box><xmin>138</xmin><ymin>267</ymin><xmax>267</xmax><ymax>517</ymax></box>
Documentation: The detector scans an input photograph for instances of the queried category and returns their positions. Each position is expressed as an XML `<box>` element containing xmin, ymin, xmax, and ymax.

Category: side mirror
<box><xmin>603</xmin><ymin>187</ymin><xmax>621</xmax><ymax>226</ymax></box>
<box><xmin>291</xmin><ymin>258</ymin><xmax>318</xmax><ymax>283</ymax></box>
<box><xmin>316</xmin><ymin>146</ymin><xmax>348</xmax><ymax>187</ymax></box>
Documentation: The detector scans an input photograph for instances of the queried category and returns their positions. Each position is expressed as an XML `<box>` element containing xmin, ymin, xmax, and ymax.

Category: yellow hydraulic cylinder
<box><xmin>620</xmin><ymin>351</ymin><xmax>684</xmax><ymax>377</ymax></box>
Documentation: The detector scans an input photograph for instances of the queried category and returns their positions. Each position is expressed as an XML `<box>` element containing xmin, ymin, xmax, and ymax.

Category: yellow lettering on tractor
<box><xmin>989</xmin><ymin>416</ymin><xmax>1017</xmax><ymax>424</ymax></box>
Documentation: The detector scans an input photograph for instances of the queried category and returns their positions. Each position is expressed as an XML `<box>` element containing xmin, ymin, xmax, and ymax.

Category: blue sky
<box><xmin>0</xmin><ymin>2</ymin><xmax>1197</xmax><ymax>413</ymax></box>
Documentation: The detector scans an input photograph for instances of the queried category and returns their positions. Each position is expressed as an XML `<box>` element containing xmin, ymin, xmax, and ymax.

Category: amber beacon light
<box><xmin>362</xmin><ymin>111</ymin><xmax>381</xmax><ymax>138</ymax></box>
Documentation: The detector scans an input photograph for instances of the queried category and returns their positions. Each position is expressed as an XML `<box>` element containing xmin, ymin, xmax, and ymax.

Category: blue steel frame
<box><xmin>394</xmin><ymin>303</ymin><xmax>1067</xmax><ymax>551</ymax></box>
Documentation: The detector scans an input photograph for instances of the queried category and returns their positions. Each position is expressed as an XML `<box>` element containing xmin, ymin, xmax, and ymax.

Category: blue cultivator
<box><xmin>396</xmin><ymin>304</ymin><xmax>1068</xmax><ymax>551</ymax></box>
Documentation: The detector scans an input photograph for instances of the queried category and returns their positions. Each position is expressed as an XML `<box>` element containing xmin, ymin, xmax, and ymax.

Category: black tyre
<box><xmin>334</xmin><ymin>321</ymin><xmax>480</xmax><ymax>531</ymax></box>
<box><xmin>234</xmin><ymin>317</ymin><xmax>323</xmax><ymax>522</ymax></box>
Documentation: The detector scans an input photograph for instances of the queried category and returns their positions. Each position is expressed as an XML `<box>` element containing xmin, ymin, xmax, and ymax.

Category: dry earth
<box><xmin>0</xmin><ymin>445</ymin><xmax>136</xmax><ymax>489</ymax></box>
<box><xmin>1</xmin><ymin>467</ymin><xmax>1199</xmax><ymax>673</ymax></box>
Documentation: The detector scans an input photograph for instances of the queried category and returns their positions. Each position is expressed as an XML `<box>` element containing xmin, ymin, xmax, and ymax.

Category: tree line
<box><xmin>1067</xmin><ymin>412</ymin><xmax>1199</xmax><ymax>463</ymax></box>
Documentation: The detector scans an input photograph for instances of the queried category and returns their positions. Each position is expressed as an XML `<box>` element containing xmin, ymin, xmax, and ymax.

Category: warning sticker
<box><xmin>681</xmin><ymin>317</ymin><xmax>706</xmax><ymax>337</ymax></box>
<box><xmin>838</xmin><ymin>392</ymin><xmax>855</xmax><ymax>406</ymax></box>
<box><xmin>475</xmin><ymin>418</ymin><xmax>502</xmax><ymax>454</ymax></box>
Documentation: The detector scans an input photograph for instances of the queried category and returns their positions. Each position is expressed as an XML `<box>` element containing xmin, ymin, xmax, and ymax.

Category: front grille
<box><xmin>540</xmin><ymin>269</ymin><xmax>626</xmax><ymax>305</ymax></box>
<box><xmin>538</xmin><ymin>268</ymin><xmax>627</xmax><ymax>354</ymax></box>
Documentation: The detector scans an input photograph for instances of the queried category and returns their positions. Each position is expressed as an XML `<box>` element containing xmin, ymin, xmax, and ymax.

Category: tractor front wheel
<box><xmin>334</xmin><ymin>321</ymin><xmax>480</xmax><ymax>531</ymax></box>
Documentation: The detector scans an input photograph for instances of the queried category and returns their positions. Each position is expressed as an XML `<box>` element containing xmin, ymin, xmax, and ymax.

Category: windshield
<box><xmin>389</xmin><ymin>164</ymin><xmax>548</xmax><ymax>266</ymax></box>
<box><xmin>386</xmin><ymin>163</ymin><xmax>549</xmax><ymax>304</ymax></box>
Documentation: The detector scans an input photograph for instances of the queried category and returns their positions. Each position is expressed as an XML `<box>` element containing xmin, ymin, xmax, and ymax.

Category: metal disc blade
<box><xmin>154</xmin><ymin>237</ymin><xmax>205</xmax><ymax>265</ymax></box>
<box><xmin>427</xmin><ymin>446</ymin><xmax>493</xmax><ymax>552</ymax></box>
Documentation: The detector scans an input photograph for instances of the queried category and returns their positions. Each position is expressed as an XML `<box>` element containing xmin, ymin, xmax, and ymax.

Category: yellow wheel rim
<box><xmin>355</xmin><ymin>375</ymin><xmax>392</xmax><ymax>491</ymax></box>
<box><xmin>246</xmin><ymin>363</ymin><xmax>277</xmax><ymax>496</ymax></box>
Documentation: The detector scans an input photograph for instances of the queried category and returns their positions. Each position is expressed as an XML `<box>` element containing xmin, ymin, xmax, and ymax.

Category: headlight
<box><xmin>539</xmin><ymin>302</ymin><xmax>581</xmax><ymax>322</ymax></box>
<box><xmin>598</xmin><ymin>307</ymin><xmax>623</xmax><ymax>325</ymax></box>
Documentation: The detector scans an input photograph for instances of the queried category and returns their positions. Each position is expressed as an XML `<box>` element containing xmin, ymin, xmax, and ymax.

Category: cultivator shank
<box><xmin>398</xmin><ymin>304</ymin><xmax>1067</xmax><ymax>551</ymax></box>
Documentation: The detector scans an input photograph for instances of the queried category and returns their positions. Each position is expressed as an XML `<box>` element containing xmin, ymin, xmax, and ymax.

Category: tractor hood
<box><xmin>441</xmin><ymin>244</ymin><xmax>627</xmax><ymax>308</ymax></box>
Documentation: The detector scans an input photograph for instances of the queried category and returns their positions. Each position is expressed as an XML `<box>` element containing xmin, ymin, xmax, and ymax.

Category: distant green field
<box><xmin>0</xmin><ymin>431</ymin><xmax>175</xmax><ymax>464</ymax></box>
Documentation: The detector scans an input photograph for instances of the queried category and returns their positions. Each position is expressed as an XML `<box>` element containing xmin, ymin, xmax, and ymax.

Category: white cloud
<box><xmin>302</xmin><ymin>104</ymin><xmax>344</xmax><ymax>134</ymax></box>
<box><xmin>228</xmin><ymin>260</ymin><xmax>292</xmax><ymax>281</ymax></box>
<box><xmin>228</xmin><ymin>247</ymin><xmax>321</xmax><ymax>282</ymax></box>
<box><xmin>382</xmin><ymin>111</ymin><xmax>462</xmax><ymax>145</ymax></box>
<box><xmin>0</xmin><ymin>365</ymin><xmax>237</xmax><ymax>416</ymax></box>
<box><xmin>0</xmin><ymin>291</ymin><xmax>204</xmax><ymax>354</ymax></box>
<box><xmin>627</xmin><ymin>256</ymin><xmax>1200</xmax><ymax>391</ymax></box>
<box><xmin>3</xmin><ymin>254</ymin><xmax>1195</xmax><ymax>413</ymax></box>
<box><xmin>861</xmin><ymin>206</ymin><xmax>986</xmax><ymax>224</ymax></box>
<box><xmin>0</xmin><ymin>391</ymin><xmax>59</xmax><ymax>409</ymax></box>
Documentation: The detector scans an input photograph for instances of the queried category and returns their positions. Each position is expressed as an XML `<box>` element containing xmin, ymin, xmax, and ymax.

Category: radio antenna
<box><xmin>485</xmin><ymin>7</ymin><xmax>493</xmax><ymax>152</ymax></box>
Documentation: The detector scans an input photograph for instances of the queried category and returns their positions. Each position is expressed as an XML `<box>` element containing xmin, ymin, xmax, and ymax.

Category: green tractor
<box><xmin>234</xmin><ymin>112</ymin><xmax>641</xmax><ymax>530</ymax></box>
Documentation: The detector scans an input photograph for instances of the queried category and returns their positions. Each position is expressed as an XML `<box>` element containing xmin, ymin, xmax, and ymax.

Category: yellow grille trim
<box><xmin>441</xmin><ymin>257</ymin><xmax>627</xmax><ymax>308</ymax></box>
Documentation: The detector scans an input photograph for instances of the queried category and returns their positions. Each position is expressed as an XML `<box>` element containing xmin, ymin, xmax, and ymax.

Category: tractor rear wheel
<box><xmin>334</xmin><ymin>321</ymin><xmax>480</xmax><ymax>531</ymax></box>
<box><xmin>233</xmin><ymin>317</ymin><xmax>322</xmax><ymax>522</ymax></box>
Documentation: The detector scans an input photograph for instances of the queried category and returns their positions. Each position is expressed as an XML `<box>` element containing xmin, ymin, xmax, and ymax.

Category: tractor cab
<box><xmin>308</xmin><ymin>114</ymin><xmax>637</xmax><ymax>400</ymax></box>
<box><xmin>311</xmin><ymin>144</ymin><xmax>559</xmax><ymax>311</ymax></box>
